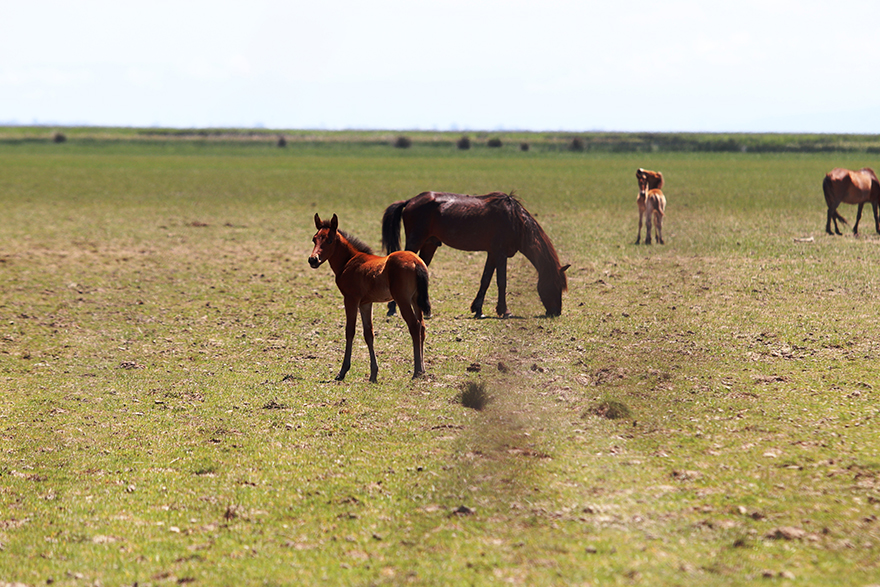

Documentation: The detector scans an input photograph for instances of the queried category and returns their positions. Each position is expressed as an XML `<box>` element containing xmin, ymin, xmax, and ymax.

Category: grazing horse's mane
<box><xmin>316</xmin><ymin>218</ymin><xmax>374</xmax><ymax>255</ymax></box>
<box><xmin>491</xmin><ymin>192</ymin><xmax>567</xmax><ymax>291</ymax></box>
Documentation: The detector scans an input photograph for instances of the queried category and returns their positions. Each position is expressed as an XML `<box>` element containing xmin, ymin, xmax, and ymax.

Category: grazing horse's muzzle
<box><xmin>308</xmin><ymin>256</ymin><xmax>322</xmax><ymax>268</ymax></box>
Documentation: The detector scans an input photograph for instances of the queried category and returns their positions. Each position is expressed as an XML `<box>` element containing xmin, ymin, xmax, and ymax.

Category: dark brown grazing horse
<box><xmin>309</xmin><ymin>213</ymin><xmax>431</xmax><ymax>382</ymax></box>
<box><xmin>823</xmin><ymin>167</ymin><xmax>880</xmax><ymax>235</ymax></box>
<box><xmin>635</xmin><ymin>168</ymin><xmax>665</xmax><ymax>244</ymax></box>
<box><xmin>382</xmin><ymin>191</ymin><xmax>569</xmax><ymax>318</ymax></box>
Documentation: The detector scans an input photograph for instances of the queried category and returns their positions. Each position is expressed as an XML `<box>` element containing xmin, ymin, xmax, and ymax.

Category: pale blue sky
<box><xmin>3</xmin><ymin>0</ymin><xmax>880</xmax><ymax>132</ymax></box>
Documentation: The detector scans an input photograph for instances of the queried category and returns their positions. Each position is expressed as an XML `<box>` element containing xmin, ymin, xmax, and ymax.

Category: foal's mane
<box><xmin>341</xmin><ymin>230</ymin><xmax>374</xmax><ymax>255</ymax></box>
<box><xmin>317</xmin><ymin>219</ymin><xmax>374</xmax><ymax>255</ymax></box>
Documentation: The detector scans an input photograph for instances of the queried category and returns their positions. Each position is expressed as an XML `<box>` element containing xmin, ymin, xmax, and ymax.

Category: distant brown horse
<box><xmin>823</xmin><ymin>167</ymin><xmax>880</xmax><ymax>235</ymax></box>
<box><xmin>382</xmin><ymin>192</ymin><xmax>569</xmax><ymax>318</ymax></box>
<box><xmin>309</xmin><ymin>213</ymin><xmax>430</xmax><ymax>382</ymax></box>
<box><xmin>635</xmin><ymin>168</ymin><xmax>666</xmax><ymax>245</ymax></box>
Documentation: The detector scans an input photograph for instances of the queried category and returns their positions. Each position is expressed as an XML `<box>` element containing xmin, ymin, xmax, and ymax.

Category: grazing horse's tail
<box><xmin>823</xmin><ymin>175</ymin><xmax>848</xmax><ymax>225</ymax></box>
<box><xmin>382</xmin><ymin>200</ymin><xmax>407</xmax><ymax>254</ymax></box>
<box><xmin>415</xmin><ymin>263</ymin><xmax>431</xmax><ymax>318</ymax></box>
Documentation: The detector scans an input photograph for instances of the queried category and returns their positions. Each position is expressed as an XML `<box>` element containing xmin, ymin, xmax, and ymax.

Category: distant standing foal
<box><xmin>635</xmin><ymin>168</ymin><xmax>667</xmax><ymax>245</ymax></box>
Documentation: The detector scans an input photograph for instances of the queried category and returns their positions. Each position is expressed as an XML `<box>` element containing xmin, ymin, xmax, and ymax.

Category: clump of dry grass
<box><xmin>459</xmin><ymin>381</ymin><xmax>492</xmax><ymax>410</ymax></box>
<box><xmin>587</xmin><ymin>399</ymin><xmax>632</xmax><ymax>420</ymax></box>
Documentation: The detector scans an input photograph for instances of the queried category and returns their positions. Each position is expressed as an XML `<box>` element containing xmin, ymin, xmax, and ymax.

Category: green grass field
<box><xmin>2</xmin><ymin>132</ymin><xmax>880</xmax><ymax>586</ymax></box>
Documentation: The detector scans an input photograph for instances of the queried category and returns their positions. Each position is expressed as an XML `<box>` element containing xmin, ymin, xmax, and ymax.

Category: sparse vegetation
<box><xmin>1</xmin><ymin>131</ymin><xmax>880</xmax><ymax>585</ymax></box>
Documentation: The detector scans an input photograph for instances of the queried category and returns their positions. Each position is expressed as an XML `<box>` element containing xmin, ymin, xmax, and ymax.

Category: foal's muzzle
<box><xmin>308</xmin><ymin>256</ymin><xmax>322</xmax><ymax>268</ymax></box>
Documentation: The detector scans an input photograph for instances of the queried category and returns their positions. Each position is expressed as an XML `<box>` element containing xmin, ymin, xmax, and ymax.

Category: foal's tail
<box><xmin>382</xmin><ymin>200</ymin><xmax>407</xmax><ymax>253</ymax></box>
<box><xmin>415</xmin><ymin>263</ymin><xmax>431</xmax><ymax>319</ymax></box>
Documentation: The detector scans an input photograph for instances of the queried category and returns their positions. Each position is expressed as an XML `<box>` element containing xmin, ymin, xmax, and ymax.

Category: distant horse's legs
<box><xmin>654</xmin><ymin>210</ymin><xmax>664</xmax><ymax>245</ymax></box>
<box><xmin>636</xmin><ymin>208</ymin><xmax>644</xmax><ymax>244</ymax></box>
<box><xmin>827</xmin><ymin>206</ymin><xmax>843</xmax><ymax>235</ymax></box>
<box><xmin>854</xmin><ymin>203</ymin><xmax>865</xmax><ymax>235</ymax></box>
<box><xmin>872</xmin><ymin>202</ymin><xmax>880</xmax><ymax>234</ymax></box>
<box><xmin>336</xmin><ymin>301</ymin><xmax>359</xmax><ymax>381</ymax></box>
<box><xmin>645</xmin><ymin>208</ymin><xmax>654</xmax><ymax>245</ymax></box>
<box><xmin>495</xmin><ymin>256</ymin><xmax>511</xmax><ymax>317</ymax></box>
<box><xmin>359</xmin><ymin>303</ymin><xmax>379</xmax><ymax>383</ymax></box>
<box><xmin>471</xmin><ymin>253</ymin><xmax>497</xmax><ymax>317</ymax></box>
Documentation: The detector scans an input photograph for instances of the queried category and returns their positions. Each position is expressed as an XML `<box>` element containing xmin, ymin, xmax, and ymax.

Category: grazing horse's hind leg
<box><xmin>471</xmin><ymin>253</ymin><xmax>497</xmax><ymax>318</ymax></box>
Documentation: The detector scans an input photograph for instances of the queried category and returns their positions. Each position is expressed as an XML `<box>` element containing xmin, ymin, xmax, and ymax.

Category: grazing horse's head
<box><xmin>537</xmin><ymin>263</ymin><xmax>570</xmax><ymax>317</ymax></box>
<box><xmin>309</xmin><ymin>213</ymin><xmax>339</xmax><ymax>268</ymax></box>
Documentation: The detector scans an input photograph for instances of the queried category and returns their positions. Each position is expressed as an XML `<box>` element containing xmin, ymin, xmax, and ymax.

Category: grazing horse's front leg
<box><xmin>336</xmin><ymin>300</ymin><xmax>359</xmax><ymax>381</ymax></box>
<box><xmin>471</xmin><ymin>253</ymin><xmax>497</xmax><ymax>318</ymax></box>
<box><xmin>495</xmin><ymin>255</ymin><xmax>511</xmax><ymax>318</ymax></box>
<box><xmin>360</xmin><ymin>303</ymin><xmax>379</xmax><ymax>383</ymax></box>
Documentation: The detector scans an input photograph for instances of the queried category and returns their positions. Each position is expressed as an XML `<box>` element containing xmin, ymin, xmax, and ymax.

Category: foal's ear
<box><xmin>330</xmin><ymin>214</ymin><xmax>339</xmax><ymax>231</ymax></box>
<box><xmin>561</xmin><ymin>264</ymin><xmax>571</xmax><ymax>272</ymax></box>
<box><xmin>314</xmin><ymin>213</ymin><xmax>322</xmax><ymax>229</ymax></box>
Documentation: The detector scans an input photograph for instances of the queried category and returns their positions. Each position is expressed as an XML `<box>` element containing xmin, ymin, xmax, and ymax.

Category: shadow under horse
<box><xmin>382</xmin><ymin>191</ymin><xmax>569</xmax><ymax>318</ymax></box>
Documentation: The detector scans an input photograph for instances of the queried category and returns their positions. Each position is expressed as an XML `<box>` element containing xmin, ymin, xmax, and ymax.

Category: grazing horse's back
<box><xmin>382</xmin><ymin>191</ymin><xmax>568</xmax><ymax>317</ymax></box>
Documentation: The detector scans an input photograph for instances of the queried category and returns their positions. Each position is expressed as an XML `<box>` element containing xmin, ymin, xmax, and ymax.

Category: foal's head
<box><xmin>309</xmin><ymin>213</ymin><xmax>339</xmax><ymax>268</ymax></box>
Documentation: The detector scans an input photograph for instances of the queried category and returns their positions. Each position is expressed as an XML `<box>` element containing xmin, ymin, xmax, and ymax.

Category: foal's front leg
<box><xmin>335</xmin><ymin>300</ymin><xmax>359</xmax><ymax>381</ymax></box>
<box><xmin>360</xmin><ymin>303</ymin><xmax>379</xmax><ymax>383</ymax></box>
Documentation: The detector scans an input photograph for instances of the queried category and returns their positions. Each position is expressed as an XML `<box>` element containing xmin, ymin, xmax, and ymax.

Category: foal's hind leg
<box><xmin>396</xmin><ymin>299</ymin><xmax>426</xmax><ymax>378</ymax></box>
<box><xmin>471</xmin><ymin>253</ymin><xmax>497</xmax><ymax>318</ymax></box>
